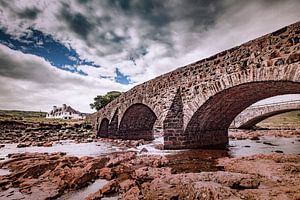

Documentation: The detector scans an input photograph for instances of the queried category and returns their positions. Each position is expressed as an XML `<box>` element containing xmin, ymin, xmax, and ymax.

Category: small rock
<box><xmin>17</xmin><ymin>143</ymin><xmax>31</xmax><ymax>148</ymax></box>
<box><xmin>263</xmin><ymin>142</ymin><xmax>277</xmax><ymax>146</ymax></box>
<box><xmin>274</xmin><ymin>150</ymin><xmax>284</xmax><ymax>153</ymax></box>
<box><xmin>98</xmin><ymin>167</ymin><xmax>114</xmax><ymax>180</ymax></box>
<box><xmin>119</xmin><ymin>179</ymin><xmax>136</xmax><ymax>192</ymax></box>
<box><xmin>139</xmin><ymin>148</ymin><xmax>149</xmax><ymax>154</ymax></box>
<box><xmin>122</xmin><ymin>186</ymin><xmax>140</xmax><ymax>200</ymax></box>
<box><xmin>43</xmin><ymin>142</ymin><xmax>53</xmax><ymax>147</ymax></box>
<box><xmin>86</xmin><ymin>138</ymin><xmax>93</xmax><ymax>143</ymax></box>
<box><xmin>250</xmin><ymin>136</ymin><xmax>260</xmax><ymax>140</ymax></box>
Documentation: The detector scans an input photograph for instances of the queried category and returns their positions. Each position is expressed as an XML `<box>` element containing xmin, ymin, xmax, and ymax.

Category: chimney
<box><xmin>63</xmin><ymin>104</ymin><xmax>67</xmax><ymax>110</ymax></box>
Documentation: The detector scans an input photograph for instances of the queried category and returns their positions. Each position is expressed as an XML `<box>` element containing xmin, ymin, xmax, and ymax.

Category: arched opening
<box><xmin>184</xmin><ymin>81</ymin><xmax>300</xmax><ymax>149</ymax></box>
<box><xmin>237</xmin><ymin>108</ymin><xmax>300</xmax><ymax>129</ymax></box>
<box><xmin>119</xmin><ymin>103</ymin><xmax>157</xmax><ymax>140</ymax></box>
<box><xmin>97</xmin><ymin>118</ymin><xmax>109</xmax><ymax>137</ymax></box>
<box><xmin>231</xmin><ymin>96</ymin><xmax>300</xmax><ymax>129</ymax></box>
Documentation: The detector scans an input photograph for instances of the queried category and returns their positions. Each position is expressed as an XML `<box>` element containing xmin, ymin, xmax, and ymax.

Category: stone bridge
<box><xmin>92</xmin><ymin>21</ymin><xmax>300</xmax><ymax>149</ymax></box>
<box><xmin>231</xmin><ymin>100</ymin><xmax>300</xmax><ymax>129</ymax></box>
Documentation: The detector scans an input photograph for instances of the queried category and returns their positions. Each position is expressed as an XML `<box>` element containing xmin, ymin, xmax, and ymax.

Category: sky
<box><xmin>0</xmin><ymin>0</ymin><xmax>299</xmax><ymax>113</ymax></box>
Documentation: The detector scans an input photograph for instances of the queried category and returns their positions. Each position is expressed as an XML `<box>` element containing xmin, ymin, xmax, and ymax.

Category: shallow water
<box><xmin>0</xmin><ymin>136</ymin><xmax>299</xmax><ymax>161</ymax></box>
<box><xmin>164</xmin><ymin>136</ymin><xmax>300</xmax><ymax>173</ymax></box>
<box><xmin>0</xmin><ymin>140</ymin><xmax>124</xmax><ymax>160</ymax></box>
<box><xmin>58</xmin><ymin>179</ymin><xmax>118</xmax><ymax>200</ymax></box>
<box><xmin>229</xmin><ymin>136</ymin><xmax>300</xmax><ymax>157</ymax></box>
<box><xmin>0</xmin><ymin>168</ymin><xmax>10</xmax><ymax>176</ymax></box>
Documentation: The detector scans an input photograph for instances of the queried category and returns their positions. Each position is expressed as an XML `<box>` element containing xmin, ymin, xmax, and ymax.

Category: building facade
<box><xmin>46</xmin><ymin>104</ymin><xmax>85</xmax><ymax>119</ymax></box>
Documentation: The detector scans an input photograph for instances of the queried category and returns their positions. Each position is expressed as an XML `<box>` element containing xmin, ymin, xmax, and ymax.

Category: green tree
<box><xmin>90</xmin><ymin>91</ymin><xmax>122</xmax><ymax>111</ymax></box>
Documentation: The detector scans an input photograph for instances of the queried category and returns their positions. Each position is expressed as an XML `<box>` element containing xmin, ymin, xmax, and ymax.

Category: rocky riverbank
<box><xmin>0</xmin><ymin>120</ymin><xmax>153</xmax><ymax>150</ymax></box>
<box><xmin>229</xmin><ymin>129</ymin><xmax>300</xmax><ymax>140</ymax></box>
<box><xmin>1</xmin><ymin>119</ymin><xmax>300</xmax><ymax>199</ymax></box>
<box><xmin>0</xmin><ymin>120</ymin><xmax>94</xmax><ymax>144</ymax></box>
<box><xmin>0</xmin><ymin>151</ymin><xmax>299</xmax><ymax>200</ymax></box>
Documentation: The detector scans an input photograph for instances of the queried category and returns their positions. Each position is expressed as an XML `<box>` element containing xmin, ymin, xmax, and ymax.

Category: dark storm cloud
<box><xmin>17</xmin><ymin>7</ymin><xmax>41</xmax><ymax>20</ymax></box>
<box><xmin>106</xmin><ymin>0</ymin><xmax>223</xmax><ymax>29</ymax></box>
<box><xmin>90</xmin><ymin>0</ymin><xmax>225</xmax><ymax>59</ymax></box>
<box><xmin>59</xmin><ymin>6</ymin><xmax>94</xmax><ymax>39</ymax></box>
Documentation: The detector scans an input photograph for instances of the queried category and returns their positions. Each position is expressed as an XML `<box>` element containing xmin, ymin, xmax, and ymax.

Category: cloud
<box><xmin>17</xmin><ymin>7</ymin><xmax>41</xmax><ymax>20</ymax></box>
<box><xmin>0</xmin><ymin>44</ymin><xmax>131</xmax><ymax>112</ymax></box>
<box><xmin>59</xmin><ymin>5</ymin><xmax>94</xmax><ymax>40</ymax></box>
<box><xmin>0</xmin><ymin>0</ymin><xmax>299</xmax><ymax>112</ymax></box>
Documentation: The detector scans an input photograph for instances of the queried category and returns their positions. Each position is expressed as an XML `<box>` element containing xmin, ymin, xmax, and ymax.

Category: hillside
<box><xmin>0</xmin><ymin>109</ymin><xmax>85</xmax><ymax>125</ymax></box>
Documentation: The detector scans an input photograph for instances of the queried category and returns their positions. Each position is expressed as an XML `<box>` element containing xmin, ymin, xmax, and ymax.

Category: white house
<box><xmin>46</xmin><ymin>104</ymin><xmax>85</xmax><ymax>119</ymax></box>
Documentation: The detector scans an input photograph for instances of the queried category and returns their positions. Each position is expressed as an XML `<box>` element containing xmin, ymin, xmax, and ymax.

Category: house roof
<box><xmin>49</xmin><ymin>105</ymin><xmax>82</xmax><ymax>115</ymax></box>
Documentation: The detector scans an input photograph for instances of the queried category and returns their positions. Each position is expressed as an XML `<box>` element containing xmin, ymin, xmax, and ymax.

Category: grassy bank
<box><xmin>257</xmin><ymin>110</ymin><xmax>300</xmax><ymax>129</ymax></box>
<box><xmin>0</xmin><ymin>110</ymin><xmax>86</xmax><ymax>125</ymax></box>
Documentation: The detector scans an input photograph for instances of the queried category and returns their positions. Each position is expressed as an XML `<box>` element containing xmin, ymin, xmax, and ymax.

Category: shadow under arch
<box><xmin>97</xmin><ymin>118</ymin><xmax>109</xmax><ymax>137</ymax></box>
<box><xmin>184</xmin><ymin>81</ymin><xmax>300</xmax><ymax>149</ymax></box>
<box><xmin>119</xmin><ymin>103</ymin><xmax>157</xmax><ymax>140</ymax></box>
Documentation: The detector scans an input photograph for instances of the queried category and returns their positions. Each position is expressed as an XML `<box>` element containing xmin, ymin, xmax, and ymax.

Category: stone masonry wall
<box><xmin>92</xmin><ymin>21</ymin><xmax>300</xmax><ymax>149</ymax></box>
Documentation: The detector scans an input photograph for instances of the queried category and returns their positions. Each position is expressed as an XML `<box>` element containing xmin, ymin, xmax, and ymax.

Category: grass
<box><xmin>257</xmin><ymin>110</ymin><xmax>300</xmax><ymax>129</ymax></box>
<box><xmin>0</xmin><ymin>110</ymin><xmax>86</xmax><ymax>125</ymax></box>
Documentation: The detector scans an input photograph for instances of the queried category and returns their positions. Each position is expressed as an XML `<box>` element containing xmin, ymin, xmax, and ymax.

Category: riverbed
<box><xmin>1</xmin><ymin>132</ymin><xmax>300</xmax><ymax>200</ymax></box>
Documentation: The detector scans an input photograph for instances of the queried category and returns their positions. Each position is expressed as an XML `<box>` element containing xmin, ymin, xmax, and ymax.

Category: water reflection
<box><xmin>165</xmin><ymin>136</ymin><xmax>300</xmax><ymax>173</ymax></box>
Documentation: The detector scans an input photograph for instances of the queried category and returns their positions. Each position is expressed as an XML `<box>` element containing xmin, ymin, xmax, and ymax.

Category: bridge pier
<box><xmin>164</xmin><ymin>129</ymin><xmax>228</xmax><ymax>149</ymax></box>
<box><xmin>118</xmin><ymin>130</ymin><xmax>154</xmax><ymax>140</ymax></box>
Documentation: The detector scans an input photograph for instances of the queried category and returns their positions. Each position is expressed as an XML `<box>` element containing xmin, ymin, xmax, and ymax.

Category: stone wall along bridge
<box><xmin>92</xmin><ymin>21</ymin><xmax>300</xmax><ymax>149</ymax></box>
<box><xmin>231</xmin><ymin>100</ymin><xmax>300</xmax><ymax>129</ymax></box>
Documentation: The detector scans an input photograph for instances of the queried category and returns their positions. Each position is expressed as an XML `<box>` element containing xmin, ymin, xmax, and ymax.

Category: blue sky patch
<box><xmin>0</xmin><ymin>28</ymin><xmax>98</xmax><ymax>75</ymax></box>
<box><xmin>115</xmin><ymin>68</ymin><xmax>130</xmax><ymax>84</ymax></box>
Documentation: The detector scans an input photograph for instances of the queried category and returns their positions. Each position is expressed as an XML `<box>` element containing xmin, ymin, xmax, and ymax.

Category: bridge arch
<box><xmin>97</xmin><ymin>118</ymin><xmax>109</xmax><ymax>137</ymax></box>
<box><xmin>92</xmin><ymin>22</ymin><xmax>300</xmax><ymax>149</ymax></box>
<box><xmin>239</xmin><ymin>108</ymin><xmax>300</xmax><ymax>129</ymax></box>
<box><xmin>119</xmin><ymin>103</ymin><xmax>157</xmax><ymax>140</ymax></box>
<box><xmin>232</xmin><ymin>100</ymin><xmax>300</xmax><ymax>129</ymax></box>
<box><xmin>182</xmin><ymin>81</ymin><xmax>300</xmax><ymax>149</ymax></box>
